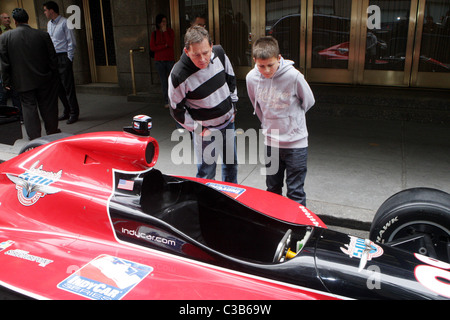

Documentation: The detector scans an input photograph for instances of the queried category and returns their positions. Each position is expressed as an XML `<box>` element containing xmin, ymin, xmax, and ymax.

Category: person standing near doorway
<box><xmin>150</xmin><ymin>14</ymin><xmax>175</xmax><ymax>109</ymax></box>
<box><xmin>0</xmin><ymin>8</ymin><xmax>60</xmax><ymax>141</ymax></box>
<box><xmin>43</xmin><ymin>1</ymin><xmax>80</xmax><ymax>124</ymax></box>
<box><xmin>0</xmin><ymin>12</ymin><xmax>22</xmax><ymax>121</ymax></box>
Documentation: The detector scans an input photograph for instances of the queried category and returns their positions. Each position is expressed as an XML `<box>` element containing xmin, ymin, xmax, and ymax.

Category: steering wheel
<box><xmin>273</xmin><ymin>229</ymin><xmax>292</xmax><ymax>263</ymax></box>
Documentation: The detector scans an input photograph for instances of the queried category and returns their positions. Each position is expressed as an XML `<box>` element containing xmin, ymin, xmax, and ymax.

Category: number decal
<box><xmin>414</xmin><ymin>253</ymin><xmax>450</xmax><ymax>298</ymax></box>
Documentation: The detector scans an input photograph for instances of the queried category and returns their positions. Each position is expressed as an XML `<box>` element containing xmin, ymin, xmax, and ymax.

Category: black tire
<box><xmin>370</xmin><ymin>188</ymin><xmax>450</xmax><ymax>262</ymax></box>
<box><xmin>19</xmin><ymin>133</ymin><xmax>73</xmax><ymax>154</ymax></box>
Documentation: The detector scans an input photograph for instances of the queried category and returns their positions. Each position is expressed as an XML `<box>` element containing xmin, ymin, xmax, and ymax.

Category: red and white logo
<box><xmin>7</xmin><ymin>161</ymin><xmax>62</xmax><ymax>206</ymax></box>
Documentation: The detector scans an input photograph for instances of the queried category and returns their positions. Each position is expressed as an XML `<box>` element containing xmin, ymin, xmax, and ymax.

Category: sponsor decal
<box><xmin>4</xmin><ymin>249</ymin><xmax>53</xmax><ymax>267</ymax></box>
<box><xmin>340</xmin><ymin>236</ymin><xmax>384</xmax><ymax>271</ymax></box>
<box><xmin>58</xmin><ymin>255</ymin><xmax>153</xmax><ymax>300</ymax></box>
<box><xmin>414</xmin><ymin>253</ymin><xmax>450</xmax><ymax>298</ymax></box>
<box><xmin>119</xmin><ymin>225</ymin><xmax>185</xmax><ymax>252</ymax></box>
<box><xmin>0</xmin><ymin>240</ymin><xmax>14</xmax><ymax>252</ymax></box>
<box><xmin>206</xmin><ymin>182</ymin><xmax>245</xmax><ymax>199</ymax></box>
<box><xmin>375</xmin><ymin>216</ymin><xmax>399</xmax><ymax>243</ymax></box>
<box><xmin>299</xmin><ymin>206</ymin><xmax>320</xmax><ymax>227</ymax></box>
<box><xmin>6</xmin><ymin>161</ymin><xmax>62</xmax><ymax>206</ymax></box>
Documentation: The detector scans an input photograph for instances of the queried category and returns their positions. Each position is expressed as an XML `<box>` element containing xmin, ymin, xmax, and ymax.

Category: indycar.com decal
<box><xmin>206</xmin><ymin>182</ymin><xmax>246</xmax><ymax>199</ymax></box>
<box><xmin>6</xmin><ymin>161</ymin><xmax>62</xmax><ymax>206</ymax></box>
<box><xmin>58</xmin><ymin>255</ymin><xmax>153</xmax><ymax>300</ymax></box>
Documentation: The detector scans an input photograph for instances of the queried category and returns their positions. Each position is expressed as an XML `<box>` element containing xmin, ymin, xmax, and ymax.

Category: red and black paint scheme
<box><xmin>0</xmin><ymin>116</ymin><xmax>448</xmax><ymax>300</ymax></box>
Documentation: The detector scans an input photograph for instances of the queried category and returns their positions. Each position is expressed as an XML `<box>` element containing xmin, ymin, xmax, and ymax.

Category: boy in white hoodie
<box><xmin>246</xmin><ymin>36</ymin><xmax>315</xmax><ymax>207</ymax></box>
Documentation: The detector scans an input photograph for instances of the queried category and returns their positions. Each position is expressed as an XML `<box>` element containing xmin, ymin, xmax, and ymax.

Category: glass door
<box><xmin>214</xmin><ymin>0</ymin><xmax>255</xmax><ymax>78</ymax></box>
<box><xmin>83</xmin><ymin>0</ymin><xmax>117</xmax><ymax>83</ymax></box>
<box><xmin>265</xmin><ymin>0</ymin><xmax>306</xmax><ymax>71</ymax></box>
<box><xmin>305</xmin><ymin>0</ymin><xmax>358</xmax><ymax>83</ymax></box>
<box><xmin>411</xmin><ymin>0</ymin><xmax>450</xmax><ymax>88</ymax></box>
<box><xmin>357</xmin><ymin>0</ymin><xmax>418</xmax><ymax>86</ymax></box>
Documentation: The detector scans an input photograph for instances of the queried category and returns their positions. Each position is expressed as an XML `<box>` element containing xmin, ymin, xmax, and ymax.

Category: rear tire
<box><xmin>369</xmin><ymin>188</ymin><xmax>450</xmax><ymax>262</ymax></box>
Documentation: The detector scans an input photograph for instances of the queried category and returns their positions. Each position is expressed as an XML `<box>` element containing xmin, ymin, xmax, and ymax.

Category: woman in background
<box><xmin>150</xmin><ymin>14</ymin><xmax>175</xmax><ymax>108</ymax></box>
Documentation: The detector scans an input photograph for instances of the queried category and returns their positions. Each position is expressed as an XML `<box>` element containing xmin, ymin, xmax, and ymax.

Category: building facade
<box><xmin>1</xmin><ymin>0</ymin><xmax>449</xmax><ymax>94</ymax></box>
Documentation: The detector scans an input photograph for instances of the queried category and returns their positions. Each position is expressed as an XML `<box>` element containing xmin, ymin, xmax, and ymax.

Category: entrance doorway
<box><xmin>170</xmin><ymin>0</ymin><xmax>449</xmax><ymax>88</ymax></box>
<box><xmin>83</xmin><ymin>0</ymin><xmax>118</xmax><ymax>83</ymax></box>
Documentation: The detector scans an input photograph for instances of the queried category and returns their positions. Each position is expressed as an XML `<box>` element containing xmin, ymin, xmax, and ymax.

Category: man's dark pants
<box><xmin>57</xmin><ymin>53</ymin><xmax>79</xmax><ymax>118</ymax></box>
<box><xmin>19</xmin><ymin>78</ymin><xmax>60</xmax><ymax>140</ymax></box>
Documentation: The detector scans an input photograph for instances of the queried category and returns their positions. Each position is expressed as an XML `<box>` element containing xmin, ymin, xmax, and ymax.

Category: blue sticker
<box><xmin>58</xmin><ymin>255</ymin><xmax>153</xmax><ymax>300</ymax></box>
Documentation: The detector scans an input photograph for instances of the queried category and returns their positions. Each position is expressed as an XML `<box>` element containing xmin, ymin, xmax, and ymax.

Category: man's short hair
<box><xmin>12</xmin><ymin>8</ymin><xmax>29</xmax><ymax>24</ymax></box>
<box><xmin>43</xmin><ymin>1</ymin><xmax>60</xmax><ymax>14</ymax></box>
<box><xmin>252</xmin><ymin>36</ymin><xmax>280</xmax><ymax>60</ymax></box>
<box><xmin>184</xmin><ymin>25</ymin><xmax>211</xmax><ymax>49</ymax></box>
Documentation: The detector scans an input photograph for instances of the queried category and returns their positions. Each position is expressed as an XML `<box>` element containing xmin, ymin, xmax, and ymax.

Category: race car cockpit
<box><xmin>110</xmin><ymin>168</ymin><xmax>313</xmax><ymax>265</ymax></box>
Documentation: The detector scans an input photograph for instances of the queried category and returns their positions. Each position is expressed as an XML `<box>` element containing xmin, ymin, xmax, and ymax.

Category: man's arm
<box><xmin>223</xmin><ymin>52</ymin><xmax>238</xmax><ymax>103</ymax></box>
<box><xmin>168</xmin><ymin>72</ymin><xmax>195</xmax><ymax>131</ymax></box>
<box><xmin>63</xmin><ymin>19</ymin><xmax>76</xmax><ymax>61</ymax></box>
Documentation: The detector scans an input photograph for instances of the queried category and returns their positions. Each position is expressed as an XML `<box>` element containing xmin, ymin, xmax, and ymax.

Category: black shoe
<box><xmin>66</xmin><ymin>117</ymin><xmax>78</xmax><ymax>124</ymax></box>
<box><xmin>59</xmin><ymin>114</ymin><xmax>69</xmax><ymax>121</ymax></box>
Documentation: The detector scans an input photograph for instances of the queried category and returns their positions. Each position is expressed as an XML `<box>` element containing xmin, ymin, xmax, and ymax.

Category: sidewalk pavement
<box><xmin>1</xmin><ymin>92</ymin><xmax>449</xmax><ymax>233</ymax></box>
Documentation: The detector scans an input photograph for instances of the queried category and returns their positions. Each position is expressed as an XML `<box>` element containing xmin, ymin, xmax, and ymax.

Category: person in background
<box><xmin>0</xmin><ymin>12</ymin><xmax>12</xmax><ymax>33</ymax></box>
<box><xmin>0</xmin><ymin>8</ymin><xmax>60</xmax><ymax>140</ymax></box>
<box><xmin>246</xmin><ymin>36</ymin><xmax>315</xmax><ymax>206</ymax></box>
<box><xmin>150</xmin><ymin>14</ymin><xmax>175</xmax><ymax>109</ymax></box>
<box><xmin>0</xmin><ymin>12</ymin><xmax>22</xmax><ymax>121</ymax></box>
<box><xmin>168</xmin><ymin>26</ymin><xmax>238</xmax><ymax>183</ymax></box>
<box><xmin>191</xmin><ymin>15</ymin><xmax>207</xmax><ymax>28</ymax></box>
<box><xmin>43</xmin><ymin>1</ymin><xmax>80</xmax><ymax>124</ymax></box>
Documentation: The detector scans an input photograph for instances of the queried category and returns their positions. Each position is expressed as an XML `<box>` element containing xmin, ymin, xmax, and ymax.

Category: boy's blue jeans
<box><xmin>265</xmin><ymin>146</ymin><xmax>308</xmax><ymax>206</ymax></box>
<box><xmin>194</xmin><ymin>121</ymin><xmax>238</xmax><ymax>183</ymax></box>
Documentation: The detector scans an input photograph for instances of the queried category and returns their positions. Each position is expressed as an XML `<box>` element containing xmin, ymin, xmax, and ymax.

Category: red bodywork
<box><xmin>0</xmin><ymin>131</ymin><xmax>334</xmax><ymax>300</ymax></box>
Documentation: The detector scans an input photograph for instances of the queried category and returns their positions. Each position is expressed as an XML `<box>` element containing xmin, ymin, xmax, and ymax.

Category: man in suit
<box><xmin>0</xmin><ymin>8</ymin><xmax>60</xmax><ymax>140</ymax></box>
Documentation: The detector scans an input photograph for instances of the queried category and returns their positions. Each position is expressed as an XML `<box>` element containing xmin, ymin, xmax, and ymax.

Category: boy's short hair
<box><xmin>252</xmin><ymin>36</ymin><xmax>280</xmax><ymax>60</ymax></box>
<box><xmin>184</xmin><ymin>25</ymin><xmax>211</xmax><ymax>49</ymax></box>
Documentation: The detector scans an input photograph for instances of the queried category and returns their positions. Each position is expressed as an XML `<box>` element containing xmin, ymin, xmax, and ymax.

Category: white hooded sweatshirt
<box><xmin>246</xmin><ymin>57</ymin><xmax>315</xmax><ymax>148</ymax></box>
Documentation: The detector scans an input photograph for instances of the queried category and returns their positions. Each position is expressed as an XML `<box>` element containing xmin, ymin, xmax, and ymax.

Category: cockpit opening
<box><xmin>137</xmin><ymin>169</ymin><xmax>312</xmax><ymax>264</ymax></box>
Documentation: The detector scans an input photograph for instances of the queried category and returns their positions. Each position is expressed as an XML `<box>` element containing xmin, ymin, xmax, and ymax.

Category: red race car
<box><xmin>0</xmin><ymin>116</ymin><xmax>449</xmax><ymax>300</ymax></box>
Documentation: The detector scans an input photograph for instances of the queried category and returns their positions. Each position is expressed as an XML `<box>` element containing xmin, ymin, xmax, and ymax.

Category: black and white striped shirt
<box><xmin>168</xmin><ymin>45</ymin><xmax>238</xmax><ymax>131</ymax></box>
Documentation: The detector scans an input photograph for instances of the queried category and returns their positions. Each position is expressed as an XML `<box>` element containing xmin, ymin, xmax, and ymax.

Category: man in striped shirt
<box><xmin>168</xmin><ymin>26</ymin><xmax>238</xmax><ymax>183</ymax></box>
